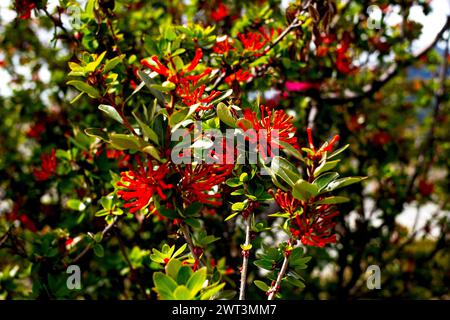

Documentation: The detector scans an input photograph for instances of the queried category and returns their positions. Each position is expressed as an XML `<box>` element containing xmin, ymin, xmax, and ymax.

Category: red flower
<box><xmin>176</xmin><ymin>77</ymin><xmax>221</xmax><ymax>110</ymax></box>
<box><xmin>238</xmin><ymin>28</ymin><xmax>274</xmax><ymax>55</ymax></box>
<box><xmin>106</xmin><ymin>149</ymin><xmax>130</xmax><ymax>168</ymax></box>
<box><xmin>272</xmin><ymin>189</ymin><xmax>339</xmax><ymax>247</ymax></box>
<box><xmin>418</xmin><ymin>179</ymin><xmax>434</xmax><ymax>197</ymax></box>
<box><xmin>306</xmin><ymin>127</ymin><xmax>339</xmax><ymax>159</ymax></box>
<box><xmin>141</xmin><ymin>48</ymin><xmax>209</xmax><ymax>84</ymax></box>
<box><xmin>371</xmin><ymin>130</ymin><xmax>391</xmax><ymax>146</ymax></box>
<box><xmin>335</xmin><ymin>41</ymin><xmax>357</xmax><ymax>74</ymax></box>
<box><xmin>15</xmin><ymin>0</ymin><xmax>36</xmax><ymax>20</ymax></box>
<box><xmin>213</xmin><ymin>37</ymin><xmax>234</xmax><ymax>54</ymax></box>
<box><xmin>117</xmin><ymin>159</ymin><xmax>173</xmax><ymax>213</ymax></box>
<box><xmin>211</xmin><ymin>2</ymin><xmax>230</xmax><ymax>21</ymax></box>
<box><xmin>224</xmin><ymin>69</ymin><xmax>252</xmax><ymax>85</ymax></box>
<box><xmin>271</xmin><ymin>188</ymin><xmax>302</xmax><ymax>215</ymax></box>
<box><xmin>34</xmin><ymin>149</ymin><xmax>57</xmax><ymax>181</ymax></box>
<box><xmin>27</xmin><ymin>122</ymin><xmax>46</xmax><ymax>138</ymax></box>
<box><xmin>176</xmin><ymin>163</ymin><xmax>233</xmax><ymax>206</ymax></box>
<box><xmin>238</xmin><ymin>105</ymin><xmax>300</xmax><ymax>159</ymax></box>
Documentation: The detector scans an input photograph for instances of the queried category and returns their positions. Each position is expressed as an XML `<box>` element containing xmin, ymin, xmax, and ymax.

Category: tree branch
<box><xmin>267</xmin><ymin>254</ymin><xmax>290</xmax><ymax>300</ymax></box>
<box><xmin>239</xmin><ymin>214</ymin><xmax>252</xmax><ymax>300</ymax></box>
<box><xmin>320</xmin><ymin>16</ymin><xmax>450</xmax><ymax>104</ymax></box>
<box><xmin>72</xmin><ymin>216</ymin><xmax>118</xmax><ymax>264</ymax></box>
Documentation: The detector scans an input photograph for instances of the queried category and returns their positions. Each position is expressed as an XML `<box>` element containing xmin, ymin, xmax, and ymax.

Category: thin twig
<box><xmin>321</xmin><ymin>16</ymin><xmax>450</xmax><ymax>104</ymax></box>
<box><xmin>405</xmin><ymin>28</ymin><xmax>449</xmax><ymax>196</ymax></box>
<box><xmin>267</xmin><ymin>254</ymin><xmax>290</xmax><ymax>300</ymax></box>
<box><xmin>238</xmin><ymin>214</ymin><xmax>252</xmax><ymax>300</ymax></box>
<box><xmin>72</xmin><ymin>216</ymin><xmax>118</xmax><ymax>264</ymax></box>
<box><xmin>180</xmin><ymin>223</ymin><xmax>205</xmax><ymax>267</ymax></box>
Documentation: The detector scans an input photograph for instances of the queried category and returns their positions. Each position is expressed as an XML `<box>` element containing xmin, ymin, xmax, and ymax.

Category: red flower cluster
<box><xmin>272</xmin><ymin>189</ymin><xmax>339</xmax><ymax>247</ymax></box>
<box><xmin>117</xmin><ymin>159</ymin><xmax>173</xmax><ymax>213</ymax></box>
<box><xmin>211</xmin><ymin>2</ymin><xmax>230</xmax><ymax>21</ymax></box>
<box><xmin>6</xmin><ymin>205</ymin><xmax>37</xmax><ymax>232</ymax></box>
<box><xmin>15</xmin><ymin>0</ymin><xmax>36</xmax><ymax>20</ymax></box>
<box><xmin>306</xmin><ymin>127</ymin><xmax>339</xmax><ymax>159</ymax></box>
<box><xmin>176</xmin><ymin>163</ymin><xmax>233</xmax><ymax>206</ymax></box>
<box><xmin>176</xmin><ymin>77</ymin><xmax>221</xmax><ymax>110</ymax></box>
<box><xmin>225</xmin><ymin>69</ymin><xmax>252</xmax><ymax>85</ymax></box>
<box><xmin>142</xmin><ymin>48</ymin><xmax>222</xmax><ymax>110</ymax></box>
<box><xmin>27</xmin><ymin>122</ymin><xmax>46</xmax><ymax>138</ymax></box>
<box><xmin>238</xmin><ymin>28</ymin><xmax>275</xmax><ymax>56</ymax></box>
<box><xmin>34</xmin><ymin>149</ymin><xmax>57</xmax><ymax>181</ymax></box>
<box><xmin>238</xmin><ymin>105</ymin><xmax>300</xmax><ymax>159</ymax></box>
<box><xmin>141</xmin><ymin>48</ymin><xmax>210</xmax><ymax>85</ymax></box>
<box><xmin>335</xmin><ymin>40</ymin><xmax>357</xmax><ymax>75</ymax></box>
<box><xmin>212</xmin><ymin>37</ymin><xmax>235</xmax><ymax>54</ymax></box>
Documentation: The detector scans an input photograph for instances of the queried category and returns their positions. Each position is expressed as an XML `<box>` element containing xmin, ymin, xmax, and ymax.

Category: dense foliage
<box><xmin>0</xmin><ymin>0</ymin><xmax>448</xmax><ymax>300</ymax></box>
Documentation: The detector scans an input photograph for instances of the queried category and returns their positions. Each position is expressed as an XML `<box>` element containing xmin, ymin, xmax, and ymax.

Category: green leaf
<box><xmin>200</xmin><ymin>282</ymin><xmax>225</xmax><ymax>300</ymax></box>
<box><xmin>176</xmin><ymin>266</ymin><xmax>193</xmax><ymax>285</ymax></box>
<box><xmin>141</xmin><ymin>145</ymin><xmax>161</xmax><ymax>161</ymax></box>
<box><xmin>325</xmin><ymin>177</ymin><xmax>367</xmax><ymax>192</ymax></box>
<box><xmin>185</xmin><ymin>202</ymin><xmax>203</xmax><ymax>217</ymax></box>
<box><xmin>315</xmin><ymin>196</ymin><xmax>350</xmax><ymax>205</ymax></box>
<box><xmin>328</xmin><ymin>144</ymin><xmax>349</xmax><ymax>159</ymax></box>
<box><xmin>314</xmin><ymin>160</ymin><xmax>340</xmax><ymax>177</ymax></box>
<box><xmin>153</xmin><ymin>272</ymin><xmax>178</xmax><ymax>297</ymax></box>
<box><xmin>187</xmin><ymin>267</ymin><xmax>207</xmax><ymax>295</ymax></box>
<box><xmin>93</xmin><ymin>244</ymin><xmax>104</xmax><ymax>258</ymax></box>
<box><xmin>313</xmin><ymin>172</ymin><xmax>339</xmax><ymax>191</ymax></box>
<box><xmin>166</xmin><ymin>259</ymin><xmax>182</xmax><ymax>280</ymax></box>
<box><xmin>67</xmin><ymin>80</ymin><xmax>100</xmax><ymax>99</ymax></box>
<box><xmin>137</xmin><ymin>70</ymin><xmax>165</xmax><ymax>105</ymax></box>
<box><xmin>285</xmin><ymin>276</ymin><xmax>305</xmax><ymax>288</ymax></box>
<box><xmin>110</xmin><ymin>133</ymin><xmax>141</xmax><ymax>150</ymax></box>
<box><xmin>66</xmin><ymin>199</ymin><xmax>86</xmax><ymax>211</ymax></box>
<box><xmin>254</xmin><ymin>259</ymin><xmax>273</xmax><ymax>270</ymax></box>
<box><xmin>84</xmin><ymin>128</ymin><xmax>110</xmax><ymax>142</ymax></box>
<box><xmin>185</xmin><ymin>218</ymin><xmax>201</xmax><ymax>229</ymax></box>
<box><xmin>224</xmin><ymin>212</ymin><xmax>239</xmax><ymax>221</ymax></box>
<box><xmin>98</xmin><ymin>104</ymin><xmax>124</xmax><ymax>124</ymax></box>
<box><xmin>217</xmin><ymin>102</ymin><xmax>237</xmax><ymax>127</ymax></box>
<box><xmin>85</xmin><ymin>51</ymin><xmax>106</xmax><ymax>73</ymax></box>
<box><xmin>132</xmin><ymin>111</ymin><xmax>159</xmax><ymax>144</ymax></box>
<box><xmin>231</xmin><ymin>202</ymin><xmax>246</xmax><ymax>212</ymax></box>
<box><xmin>226</xmin><ymin>177</ymin><xmax>242</xmax><ymax>187</ymax></box>
<box><xmin>173</xmin><ymin>243</ymin><xmax>187</xmax><ymax>258</ymax></box>
<box><xmin>271</xmin><ymin>156</ymin><xmax>301</xmax><ymax>187</ymax></box>
<box><xmin>292</xmin><ymin>179</ymin><xmax>319</xmax><ymax>201</ymax></box>
<box><xmin>210</xmin><ymin>89</ymin><xmax>233</xmax><ymax>105</ymax></box>
<box><xmin>103</xmin><ymin>54</ymin><xmax>125</xmax><ymax>73</ymax></box>
<box><xmin>254</xmin><ymin>280</ymin><xmax>270</xmax><ymax>292</ymax></box>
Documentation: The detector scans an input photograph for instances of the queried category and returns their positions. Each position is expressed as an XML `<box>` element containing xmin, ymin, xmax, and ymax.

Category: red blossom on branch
<box><xmin>33</xmin><ymin>149</ymin><xmax>57</xmax><ymax>181</ymax></box>
<box><xmin>211</xmin><ymin>2</ymin><xmax>230</xmax><ymax>21</ymax></box>
<box><xmin>213</xmin><ymin>37</ymin><xmax>234</xmax><ymax>54</ymax></box>
<box><xmin>176</xmin><ymin>78</ymin><xmax>221</xmax><ymax>110</ymax></box>
<box><xmin>15</xmin><ymin>0</ymin><xmax>36</xmax><ymax>20</ymax></box>
<box><xmin>272</xmin><ymin>189</ymin><xmax>339</xmax><ymax>247</ymax></box>
<box><xmin>238</xmin><ymin>105</ymin><xmax>300</xmax><ymax>159</ymax></box>
<box><xmin>117</xmin><ymin>159</ymin><xmax>173</xmax><ymax>213</ymax></box>
<box><xmin>306</xmin><ymin>127</ymin><xmax>339</xmax><ymax>159</ymax></box>
<box><xmin>141</xmin><ymin>48</ymin><xmax>209</xmax><ymax>84</ymax></box>
<box><xmin>237</xmin><ymin>28</ymin><xmax>274</xmax><ymax>55</ymax></box>
<box><xmin>176</xmin><ymin>162</ymin><xmax>233</xmax><ymax>206</ymax></box>
<box><xmin>224</xmin><ymin>69</ymin><xmax>252</xmax><ymax>84</ymax></box>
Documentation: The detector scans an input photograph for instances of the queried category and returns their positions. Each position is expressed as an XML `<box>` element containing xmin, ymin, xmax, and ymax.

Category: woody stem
<box><xmin>239</xmin><ymin>214</ymin><xmax>252</xmax><ymax>300</ymax></box>
<box><xmin>267</xmin><ymin>254</ymin><xmax>290</xmax><ymax>300</ymax></box>
<box><xmin>180</xmin><ymin>223</ymin><xmax>204</xmax><ymax>267</ymax></box>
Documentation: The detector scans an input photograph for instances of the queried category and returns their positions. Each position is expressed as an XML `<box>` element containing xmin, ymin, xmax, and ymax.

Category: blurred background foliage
<box><xmin>0</xmin><ymin>0</ymin><xmax>449</xmax><ymax>299</ymax></box>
